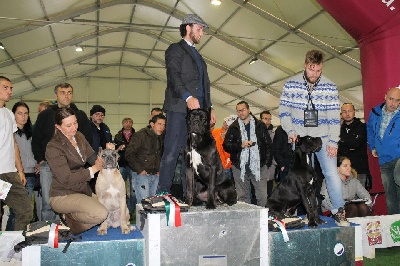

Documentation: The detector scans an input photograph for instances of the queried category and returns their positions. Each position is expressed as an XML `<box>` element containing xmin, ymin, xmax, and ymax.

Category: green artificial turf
<box><xmin>363</xmin><ymin>246</ymin><xmax>400</xmax><ymax>266</ymax></box>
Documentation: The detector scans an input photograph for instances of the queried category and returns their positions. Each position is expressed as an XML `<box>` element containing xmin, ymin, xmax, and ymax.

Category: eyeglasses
<box><xmin>236</xmin><ymin>108</ymin><xmax>248</xmax><ymax>113</ymax></box>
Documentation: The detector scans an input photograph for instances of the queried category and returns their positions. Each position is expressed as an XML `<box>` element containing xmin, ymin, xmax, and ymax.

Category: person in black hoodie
<box><xmin>338</xmin><ymin>103</ymin><xmax>372</xmax><ymax>190</ymax></box>
<box><xmin>273</xmin><ymin>125</ymin><xmax>293</xmax><ymax>181</ymax></box>
<box><xmin>223</xmin><ymin>101</ymin><xmax>272</xmax><ymax>207</ymax></box>
<box><xmin>32</xmin><ymin>83</ymin><xmax>92</xmax><ymax>221</ymax></box>
<box><xmin>260</xmin><ymin>110</ymin><xmax>276</xmax><ymax>198</ymax></box>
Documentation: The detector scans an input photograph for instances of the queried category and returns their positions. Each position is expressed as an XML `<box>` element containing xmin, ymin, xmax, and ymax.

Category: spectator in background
<box><xmin>212</xmin><ymin>115</ymin><xmax>237</xmax><ymax>179</ymax></box>
<box><xmin>114</xmin><ymin>117</ymin><xmax>136</xmax><ymax>216</ymax></box>
<box><xmin>89</xmin><ymin>104</ymin><xmax>113</xmax><ymax>193</ymax></box>
<box><xmin>367</xmin><ymin>86</ymin><xmax>400</xmax><ymax>214</ymax></box>
<box><xmin>273</xmin><ymin>125</ymin><xmax>293</xmax><ymax>181</ymax></box>
<box><xmin>0</xmin><ymin>76</ymin><xmax>32</xmax><ymax>230</ymax></box>
<box><xmin>260</xmin><ymin>111</ymin><xmax>277</xmax><ymax>197</ymax></box>
<box><xmin>89</xmin><ymin>105</ymin><xmax>112</xmax><ymax>154</ymax></box>
<box><xmin>338</xmin><ymin>103</ymin><xmax>372</xmax><ymax>190</ymax></box>
<box><xmin>12</xmin><ymin>102</ymin><xmax>37</xmax><ymax>203</ymax></box>
<box><xmin>38</xmin><ymin>100</ymin><xmax>51</xmax><ymax>113</ymax></box>
<box><xmin>223</xmin><ymin>101</ymin><xmax>272</xmax><ymax>207</ymax></box>
<box><xmin>32</xmin><ymin>82</ymin><xmax>92</xmax><ymax>221</ymax></box>
<box><xmin>6</xmin><ymin>102</ymin><xmax>38</xmax><ymax>230</ymax></box>
<box><xmin>125</xmin><ymin>114</ymin><xmax>166</xmax><ymax>203</ymax></box>
<box><xmin>148</xmin><ymin>107</ymin><xmax>163</xmax><ymax>128</ymax></box>
<box><xmin>321</xmin><ymin>157</ymin><xmax>372</xmax><ymax>218</ymax></box>
<box><xmin>150</xmin><ymin>107</ymin><xmax>163</xmax><ymax>119</ymax></box>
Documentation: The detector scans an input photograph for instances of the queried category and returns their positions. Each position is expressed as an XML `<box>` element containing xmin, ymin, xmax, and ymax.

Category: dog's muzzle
<box><xmin>100</xmin><ymin>150</ymin><xmax>119</xmax><ymax>169</ymax></box>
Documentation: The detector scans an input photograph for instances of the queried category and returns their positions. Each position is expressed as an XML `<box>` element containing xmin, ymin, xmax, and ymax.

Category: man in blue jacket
<box><xmin>158</xmin><ymin>14</ymin><xmax>216</xmax><ymax>195</ymax></box>
<box><xmin>367</xmin><ymin>86</ymin><xmax>400</xmax><ymax>214</ymax></box>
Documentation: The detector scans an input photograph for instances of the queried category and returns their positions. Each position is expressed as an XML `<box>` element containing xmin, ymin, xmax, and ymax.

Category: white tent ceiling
<box><xmin>0</xmin><ymin>0</ymin><xmax>363</xmax><ymax>133</ymax></box>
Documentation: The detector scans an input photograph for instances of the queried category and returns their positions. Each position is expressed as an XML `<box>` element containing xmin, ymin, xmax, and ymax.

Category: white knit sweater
<box><xmin>279</xmin><ymin>72</ymin><xmax>341</xmax><ymax>148</ymax></box>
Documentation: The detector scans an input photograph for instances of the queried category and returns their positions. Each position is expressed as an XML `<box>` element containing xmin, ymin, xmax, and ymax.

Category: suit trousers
<box><xmin>158</xmin><ymin>111</ymin><xmax>187</xmax><ymax>194</ymax></box>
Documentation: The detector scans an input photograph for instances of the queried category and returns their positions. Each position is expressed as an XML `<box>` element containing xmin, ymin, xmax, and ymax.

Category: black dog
<box><xmin>186</xmin><ymin>108</ymin><xmax>237</xmax><ymax>209</ymax></box>
<box><xmin>266</xmin><ymin>136</ymin><xmax>325</xmax><ymax>227</ymax></box>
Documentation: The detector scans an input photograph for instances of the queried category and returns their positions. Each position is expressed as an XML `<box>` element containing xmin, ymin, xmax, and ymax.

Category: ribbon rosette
<box><xmin>48</xmin><ymin>223</ymin><xmax>59</xmax><ymax>248</ymax></box>
<box><xmin>156</xmin><ymin>192</ymin><xmax>183</xmax><ymax>227</ymax></box>
<box><xmin>269</xmin><ymin>216</ymin><xmax>289</xmax><ymax>242</ymax></box>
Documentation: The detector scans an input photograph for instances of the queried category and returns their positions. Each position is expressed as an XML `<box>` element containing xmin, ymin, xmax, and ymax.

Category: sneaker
<box><xmin>332</xmin><ymin>207</ymin><xmax>350</xmax><ymax>227</ymax></box>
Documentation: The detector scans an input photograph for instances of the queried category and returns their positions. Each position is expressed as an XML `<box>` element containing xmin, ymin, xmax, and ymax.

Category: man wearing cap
<box><xmin>32</xmin><ymin>82</ymin><xmax>92</xmax><ymax>221</ymax></box>
<box><xmin>158</xmin><ymin>14</ymin><xmax>216</xmax><ymax>195</ymax></box>
<box><xmin>89</xmin><ymin>104</ymin><xmax>113</xmax><ymax>154</ymax></box>
<box><xmin>212</xmin><ymin>115</ymin><xmax>237</xmax><ymax>179</ymax></box>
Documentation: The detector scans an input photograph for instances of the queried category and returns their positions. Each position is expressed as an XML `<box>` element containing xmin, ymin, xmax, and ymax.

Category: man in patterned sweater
<box><xmin>279</xmin><ymin>50</ymin><xmax>349</xmax><ymax>226</ymax></box>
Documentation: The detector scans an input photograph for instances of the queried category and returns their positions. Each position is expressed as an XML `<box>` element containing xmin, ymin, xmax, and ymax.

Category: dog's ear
<box><xmin>113</xmin><ymin>149</ymin><xmax>120</xmax><ymax>163</ymax></box>
<box><xmin>98</xmin><ymin>147</ymin><xmax>103</xmax><ymax>155</ymax></box>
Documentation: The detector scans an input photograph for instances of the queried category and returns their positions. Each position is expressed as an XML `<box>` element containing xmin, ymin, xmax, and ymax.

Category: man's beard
<box><xmin>190</xmin><ymin>32</ymin><xmax>200</xmax><ymax>44</ymax></box>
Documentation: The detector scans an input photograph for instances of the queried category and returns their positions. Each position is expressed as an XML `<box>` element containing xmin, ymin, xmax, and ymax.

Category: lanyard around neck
<box><xmin>303</xmin><ymin>72</ymin><xmax>320</xmax><ymax>110</ymax></box>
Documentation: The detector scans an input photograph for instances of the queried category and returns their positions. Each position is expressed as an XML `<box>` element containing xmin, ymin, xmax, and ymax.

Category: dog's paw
<box><xmin>121</xmin><ymin>226</ymin><xmax>131</xmax><ymax>234</ymax></box>
<box><xmin>205</xmin><ymin>203</ymin><xmax>216</xmax><ymax>209</ymax></box>
<box><xmin>307</xmin><ymin>220</ymin><xmax>318</xmax><ymax>228</ymax></box>
<box><xmin>97</xmin><ymin>227</ymin><xmax>108</xmax><ymax>235</ymax></box>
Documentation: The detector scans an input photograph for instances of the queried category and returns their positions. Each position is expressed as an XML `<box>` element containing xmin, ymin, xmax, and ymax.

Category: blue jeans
<box><xmin>380</xmin><ymin>157</ymin><xmax>400</xmax><ymax>214</ymax></box>
<box><xmin>40</xmin><ymin>162</ymin><xmax>57</xmax><ymax>220</ymax></box>
<box><xmin>25</xmin><ymin>174</ymin><xmax>35</xmax><ymax>200</ymax></box>
<box><xmin>314</xmin><ymin>140</ymin><xmax>344</xmax><ymax>214</ymax></box>
<box><xmin>135</xmin><ymin>174</ymin><xmax>159</xmax><ymax>204</ymax></box>
<box><xmin>224</xmin><ymin>168</ymin><xmax>233</xmax><ymax>179</ymax></box>
<box><xmin>158</xmin><ymin>111</ymin><xmax>187</xmax><ymax>193</ymax></box>
<box><xmin>119</xmin><ymin>166</ymin><xmax>137</xmax><ymax>213</ymax></box>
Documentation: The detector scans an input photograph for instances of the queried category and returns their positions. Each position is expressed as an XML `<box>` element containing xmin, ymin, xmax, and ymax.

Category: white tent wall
<box><xmin>2</xmin><ymin>0</ymin><xmax>362</xmax><ymax>135</ymax></box>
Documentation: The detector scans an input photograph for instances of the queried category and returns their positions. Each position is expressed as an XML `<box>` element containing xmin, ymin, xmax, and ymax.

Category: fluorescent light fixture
<box><xmin>0</xmin><ymin>42</ymin><xmax>4</xmax><ymax>50</ymax></box>
<box><xmin>75</xmin><ymin>45</ymin><xmax>83</xmax><ymax>52</ymax></box>
<box><xmin>211</xmin><ymin>0</ymin><xmax>221</xmax><ymax>6</ymax></box>
<box><xmin>249</xmin><ymin>57</ymin><xmax>258</xmax><ymax>65</ymax></box>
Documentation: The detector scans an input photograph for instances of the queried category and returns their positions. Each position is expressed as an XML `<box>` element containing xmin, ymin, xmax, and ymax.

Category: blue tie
<box><xmin>190</xmin><ymin>46</ymin><xmax>204</xmax><ymax>108</ymax></box>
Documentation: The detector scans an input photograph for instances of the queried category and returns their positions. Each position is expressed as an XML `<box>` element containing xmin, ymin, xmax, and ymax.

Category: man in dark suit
<box><xmin>158</xmin><ymin>14</ymin><xmax>216</xmax><ymax>194</ymax></box>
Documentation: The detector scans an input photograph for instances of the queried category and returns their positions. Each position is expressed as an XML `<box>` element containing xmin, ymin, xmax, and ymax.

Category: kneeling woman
<box><xmin>46</xmin><ymin>107</ymin><xmax>108</xmax><ymax>235</ymax></box>
<box><xmin>321</xmin><ymin>156</ymin><xmax>372</xmax><ymax>218</ymax></box>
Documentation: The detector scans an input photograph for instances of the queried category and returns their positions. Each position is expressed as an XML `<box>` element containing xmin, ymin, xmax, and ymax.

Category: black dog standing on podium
<box><xmin>185</xmin><ymin>108</ymin><xmax>237</xmax><ymax>209</ymax></box>
<box><xmin>266</xmin><ymin>136</ymin><xmax>326</xmax><ymax>227</ymax></box>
